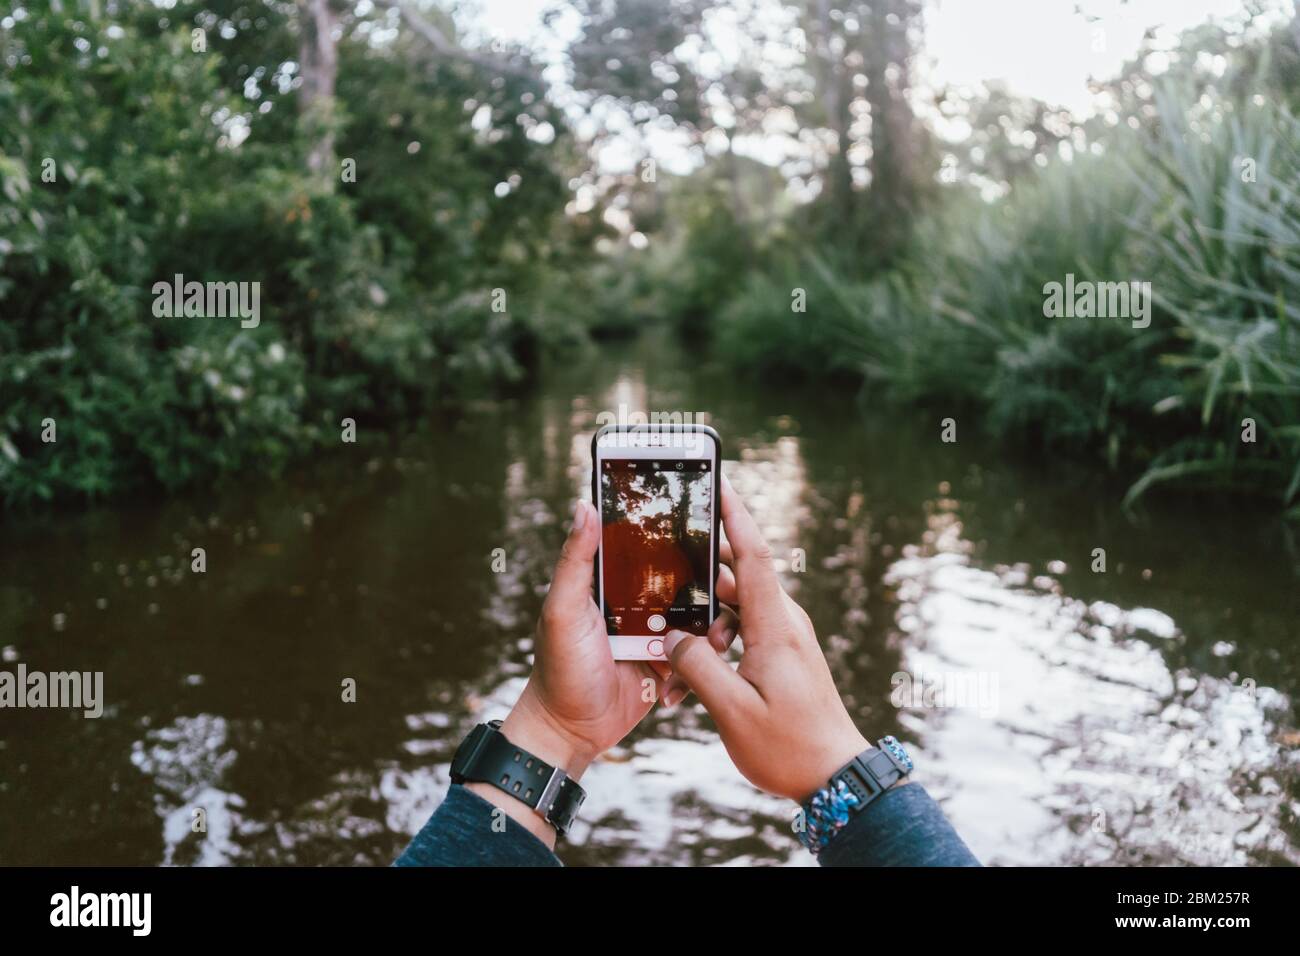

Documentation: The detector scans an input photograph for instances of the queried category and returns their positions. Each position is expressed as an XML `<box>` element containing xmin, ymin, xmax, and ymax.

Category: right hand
<box><xmin>660</xmin><ymin>473</ymin><xmax>870</xmax><ymax>802</ymax></box>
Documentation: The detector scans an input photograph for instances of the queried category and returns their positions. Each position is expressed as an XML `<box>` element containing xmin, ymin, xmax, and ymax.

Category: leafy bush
<box><xmin>1125</xmin><ymin>86</ymin><xmax>1300</xmax><ymax>509</ymax></box>
<box><xmin>0</xmin><ymin>4</ymin><xmax>589</xmax><ymax>508</ymax></box>
<box><xmin>707</xmin><ymin>85</ymin><xmax>1300</xmax><ymax>512</ymax></box>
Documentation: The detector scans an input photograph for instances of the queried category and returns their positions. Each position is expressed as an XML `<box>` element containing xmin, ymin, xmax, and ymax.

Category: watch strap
<box><xmin>450</xmin><ymin>720</ymin><xmax>587</xmax><ymax>836</ymax></box>
<box><xmin>798</xmin><ymin>736</ymin><xmax>913</xmax><ymax>855</ymax></box>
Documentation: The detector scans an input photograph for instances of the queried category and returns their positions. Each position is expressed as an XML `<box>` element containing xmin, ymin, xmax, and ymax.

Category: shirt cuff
<box><xmin>817</xmin><ymin>782</ymin><xmax>981</xmax><ymax>867</ymax></box>
<box><xmin>394</xmin><ymin>784</ymin><xmax>563</xmax><ymax>867</ymax></box>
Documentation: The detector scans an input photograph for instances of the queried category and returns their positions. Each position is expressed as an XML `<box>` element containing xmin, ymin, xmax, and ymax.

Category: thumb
<box><xmin>545</xmin><ymin>499</ymin><xmax>599</xmax><ymax>609</ymax></box>
<box><xmin>663</xmin><ymin>629</ymin><xmax>759</xmax><ymax>718</ymax></box>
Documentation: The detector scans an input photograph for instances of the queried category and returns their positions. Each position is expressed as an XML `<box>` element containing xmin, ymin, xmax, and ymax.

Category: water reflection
<box><xmin>0</xmin><ymin>334</ymin><xmax>1295</xmax><ymax>866</ymax></box>
<box><xmin>885</xmin><ymin>495</ymin><xmax>1297</xmax><ymax>866</ymax></box>
<box><xmin>130</xmin><ymin>714</ymin><xmax>245</xmax><ymax>866</ymax></box>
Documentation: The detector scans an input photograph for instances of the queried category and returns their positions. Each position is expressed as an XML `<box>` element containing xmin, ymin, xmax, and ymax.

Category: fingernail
<box><xmin>664</xmin><ymin>687</ymin><xmax>687</xmax><ymax>708</ymax></box>
<box><xmin>663</xmin><ymin>629</ymin><xmax>689</xmax><ymax>657</ymax></box>
<box><xmin>708</xmin><ymin>626</ymin><xmax>733</xmax><ymax>653</ymax></box>
<box><xmin>573</xmin><ymin>499</ymin><xmax>588</xmax><ymax>530</ymax></box>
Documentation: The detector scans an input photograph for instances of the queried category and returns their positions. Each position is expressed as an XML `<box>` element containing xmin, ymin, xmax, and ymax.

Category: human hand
<box><xmin>472</xmin><ymin>499</ymin><xmax>668</xmax><ymax>845</ymax></box>
<box><xmin>659</xmin><ymin>474</ymin><xmax>869</xmax><ymax>802</ymax></box>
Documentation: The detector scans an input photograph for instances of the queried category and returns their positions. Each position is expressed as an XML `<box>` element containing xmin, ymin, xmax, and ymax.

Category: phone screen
<box><xmin>598</xmin><ymin>457</ymin><xmax>713</xmax><ymax>637</ymax></box>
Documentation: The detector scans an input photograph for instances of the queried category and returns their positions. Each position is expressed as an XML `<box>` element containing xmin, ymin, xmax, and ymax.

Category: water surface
<box><xmin>2</xmin><ymin>334</ymin><xmax>1296</xmax><ymax>866</ymax></box>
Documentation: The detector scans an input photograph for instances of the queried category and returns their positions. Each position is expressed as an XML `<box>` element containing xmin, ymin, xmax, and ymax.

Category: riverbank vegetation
<box><xmin>640</xmin><ymin>8</ymin><xmax>1300</xmax><ymax>515</ymax></box>
<box><xmin>2</xmin><ymin>1</ymin><xmax>1297</xmax><ymax>514</ymax></box>
<box><xmin>1</xmin><ymin>1</ymin><xmax>604</xmax><ymax>505</ymax></box>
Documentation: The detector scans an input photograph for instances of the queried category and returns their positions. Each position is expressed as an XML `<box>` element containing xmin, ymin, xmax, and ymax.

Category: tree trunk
<box><xmin>298</xmin><ymin>0</ymin><xmax>338</xmax><ymax>182</ymax></box>
<box><xmin>861</xmin><ymin>0</ymin><xmax>920</xmax><ymax>267</ymax></box>
<box><xmin>812</xmin><ymin>0</ymin><xmax>854</xmax><ymax>220</ymax></box>
<box><xmin>724</xmin><ymin>135</ymin><xmax>753</xmax><ymax>252</ymax></box>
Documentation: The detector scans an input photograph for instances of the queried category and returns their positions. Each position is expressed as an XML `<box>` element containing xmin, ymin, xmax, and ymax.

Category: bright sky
<box><xmin>465</xmin><ymin>0</ymin><xmax>1283</xmax><ymax>114</ymax></box>
<box><xmin>923</xmin><ymin>0</ymin><xmax>1281</xmax><ymax>114</ymax></box>
<box><xmin>459</xmin><ymin>0</ymin><xmax>1287</xmax><ymax>184</ymax></box>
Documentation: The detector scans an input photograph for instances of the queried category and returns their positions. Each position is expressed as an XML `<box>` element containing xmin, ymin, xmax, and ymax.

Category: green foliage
<box><xmin>647</xmin><ymin>157</ymin><xmax>795</xmax><ymax>340</ymax></box>
<box><xmin>1124</xmin><ymin>85</ymin><xmax>1300</xmax><ymax>507</ymax></box>
<box><xmin>708</xmin><ymin>85</ymin><xmax>1300</xmax><ymax>512</ymax></box>
<box><xmin>0</xmin><ymin>2</ymin><xmax>589</xmax><ymax>508</ymax></box>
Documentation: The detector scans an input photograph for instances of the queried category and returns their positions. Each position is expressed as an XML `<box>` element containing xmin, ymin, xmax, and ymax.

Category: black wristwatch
<box><xmin>450</xmin><ymin>720</ymin><xmax>587</xmax><ymax>836</ymax></box>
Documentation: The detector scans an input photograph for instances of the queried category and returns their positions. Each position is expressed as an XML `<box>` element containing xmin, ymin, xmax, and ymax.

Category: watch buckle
<box><xmin>536</xmin><ymin>767</ymin><xmax>566</xmax><ymax>817</ymax></box>
<box><xmin>841</xmin><ymin>755</ymin><xmax>885</xmax><ymax>805</ymax></box>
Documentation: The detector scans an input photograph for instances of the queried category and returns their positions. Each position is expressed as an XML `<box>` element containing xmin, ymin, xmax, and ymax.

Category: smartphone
<box><xmin>591</xmin><ymin>424</ymin><xmax>721</xmax><ymax>661</ymax></box>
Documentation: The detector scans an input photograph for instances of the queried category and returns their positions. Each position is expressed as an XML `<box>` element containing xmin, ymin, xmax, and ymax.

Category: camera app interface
<box><xmin>600</xmin><ymin>458</ymin><xmax>713</xmax><ymax>637</ymax></box>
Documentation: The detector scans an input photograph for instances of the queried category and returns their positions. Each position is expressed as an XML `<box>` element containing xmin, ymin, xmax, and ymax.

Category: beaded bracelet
<box><xmin>802</xmin><ymin>778</ymin><xmax>863</xmax><ymax>853</ymax></box>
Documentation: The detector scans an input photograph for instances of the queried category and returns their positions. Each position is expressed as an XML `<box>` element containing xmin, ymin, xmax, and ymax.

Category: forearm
<box><xmin>463</xmin><ymin>694</ymin><xmax>596</xmax><ymax>851</ymax></box>
<box><xmin>396</xmin><ymin>687</ymin><xmax>598</xmax><ymax>865</ymax></box>
<box><xmin>394</xmin><ymin>784</ymin><xmax>561</xmax><ymax>867</ymax></box>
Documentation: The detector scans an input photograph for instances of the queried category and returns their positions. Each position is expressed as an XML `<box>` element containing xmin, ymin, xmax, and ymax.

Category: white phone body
<box><xmin>592</xmin><ymin>424</ymin><xmax>721</xmax><ymax>661</ymax></box>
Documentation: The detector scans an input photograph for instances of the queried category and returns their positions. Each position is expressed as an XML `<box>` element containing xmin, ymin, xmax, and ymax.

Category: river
<box><xmin>1</xmin><ymin>333</ymin><xmax>1297</xmax><ymax>865</ymax></box>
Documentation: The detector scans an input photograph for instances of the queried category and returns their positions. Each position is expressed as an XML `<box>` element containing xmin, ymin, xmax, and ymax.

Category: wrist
<box><xmin>794</xmin><ymin>729</ymin><xmax>871</xmax><ymax>802</ymax></box>
<box><xmin>797</xmin><ymin>733</ymin><xmax>915</xmax><ymax>856</ymax></box>
<box><xmin>501</xmin><ymin>690</ymin><xmax>599</xmax><ymax>782</ymax></box>
<box><xmin>461</xmin><ymin>699</ymin><xmax>596</xmax><ymax>851</ymax></box>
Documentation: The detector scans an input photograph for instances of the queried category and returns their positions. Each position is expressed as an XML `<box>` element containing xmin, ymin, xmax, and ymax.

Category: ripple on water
<box><xmin>883</xmin><ymin>514</ymin><xmax>1296</xmax><ymax>867</ymax></box>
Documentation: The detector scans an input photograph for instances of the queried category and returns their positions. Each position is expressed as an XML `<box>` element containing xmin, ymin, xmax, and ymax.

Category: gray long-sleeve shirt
<box><xmin>395</xmin><ymin>782</ymin><xmax>980</xmax><ymax>867</ymax></box>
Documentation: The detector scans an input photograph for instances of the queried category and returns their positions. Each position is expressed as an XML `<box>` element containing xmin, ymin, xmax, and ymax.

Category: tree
<box><xmin>567</xmin><ymin>0</ymin><xmax>932</xmax><ymax>267</ymax></box>
<box><xmin>297</xmin><ymin>0</ymin><xmax>339</xmax><ymax>180</ymax></box>
<box><xmin>565</xmin><ymin>0</ymin><xmax>797</xmax><ymax>240</ymax></box>
<box><xmin>795</xmin><ymin>0</ymin><xmax>929</xmax><ymax>265</ymax></box>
